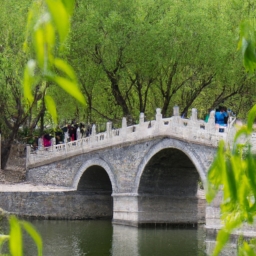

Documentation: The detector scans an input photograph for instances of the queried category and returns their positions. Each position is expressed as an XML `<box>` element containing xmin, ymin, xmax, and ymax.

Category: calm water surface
<box><xmin>2</xmin><ymin>220</ymin><xmax>208</xmax><ymax>256</ymax></box>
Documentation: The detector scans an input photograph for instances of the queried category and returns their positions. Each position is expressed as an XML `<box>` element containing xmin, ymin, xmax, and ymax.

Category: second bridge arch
<box><xmin>137</xmin><ymin>148</ymin><xmax>205</xmax><ymax>226</ymax></box>
<box><xmin>112</xmin><ymin>137</ymin><xmax>215</xmax><ymax>227</ymax></box>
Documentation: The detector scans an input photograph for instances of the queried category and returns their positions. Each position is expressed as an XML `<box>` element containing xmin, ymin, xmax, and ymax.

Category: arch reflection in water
<box><xmin>112</xmin><ymin>224</ymin><xmax>207</xmax><ymax>256</ymax></box>
<box><xmin>18</xmin><ymin>220</ymin><xmax>208</xmax><ymax>256</ymax></box>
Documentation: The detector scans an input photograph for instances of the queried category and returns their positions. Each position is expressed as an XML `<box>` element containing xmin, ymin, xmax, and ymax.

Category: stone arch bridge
<box><xmin>0</xmin><ymin>107</ymin><xmax>251</xmax><ymax>227</ymax></box>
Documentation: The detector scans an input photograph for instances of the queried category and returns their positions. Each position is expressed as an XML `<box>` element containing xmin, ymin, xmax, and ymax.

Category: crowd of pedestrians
<box><xmin>34</xmin><ymin>123</ymin><xmax>93</xmax><ymax>150</ymax></box>
<box><xmin>32</xmin><ymin>107</ymin><xmax>235</xmax><ymax>150</ymax></box>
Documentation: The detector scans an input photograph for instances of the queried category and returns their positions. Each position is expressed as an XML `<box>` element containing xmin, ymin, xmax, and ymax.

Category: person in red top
<box><xmin>69</xmin><ymin>126</ymin><xmax>75</xmax><ymax>141</ymax></box>
<box><xmin>43</xmin><ymin>134</ymin><xmax>51</xmax><ymax>148</ymax></box>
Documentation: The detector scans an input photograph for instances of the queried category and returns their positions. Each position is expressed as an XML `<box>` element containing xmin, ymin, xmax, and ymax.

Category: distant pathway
<box><xmin>0</xmin><ymin>182</ymin><xmax>73</xmax><ymax>192</ymax></box>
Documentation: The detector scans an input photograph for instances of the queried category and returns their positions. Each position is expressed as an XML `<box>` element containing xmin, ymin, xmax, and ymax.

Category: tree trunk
<box><xmin>1</xmin><ymin>126</ymin><xmax>19</xmax><ymax>169</ymax></box>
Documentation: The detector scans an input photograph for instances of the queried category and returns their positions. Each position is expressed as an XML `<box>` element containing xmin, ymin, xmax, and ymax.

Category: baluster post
<box><xmin>91</xmin><ymin>124</ymin><xmax>96</xmax><ymax>136</ymax></box>
<box><xmin>156</xmin><ymin>108</ymin><xmax>162</xmax><ymax>122</ymax></box>
<box><xmin>121</xmin><ymin>117</ymin><xmax>127</xmax><ymax>139</ymax></box>
<box><xmin>173</xmin><ymin>105</ymin><xmax>180</xmax><ymax>116</ymax></box>
<box><xmin>139</xmin><ymin>113</ymin><xmax>145</xmax><ymax>125</ymax></box>
<box><xmin>206</xmin><ymin>110</ymin><xmax>216</xmax><ymax>133</ymax></box>
<box><xmin>154</xmin><ymin>108</ymin><xmax>162</xmax><ymax>133</ymax></box>
<box><xmin>190</xmin><ymin>108</ymin><xmax>198</xmax><ymax>139</ymax></box>
<box><xmin>91</xmin><ymin>124</ymin><xmax>97</xmax><ymax>144</ymax></box>
<box><xmin>191</xmin><ymin>108</ymin><xmax>197</xmax><ymax>121</ymax></box>
<box><xmin>26</xmin><ymin>144</ymin><xmax>31</xmax><ymax>169</ymax></box>
<box><xmin>106</xmin><ymin>122</ymin><xmax>112</xmax><ymax>139</ymax></box>
<box><xmin>171</xmin><ymin>105</ymin><xmax>180</xmax><ymax>134</ymax></box>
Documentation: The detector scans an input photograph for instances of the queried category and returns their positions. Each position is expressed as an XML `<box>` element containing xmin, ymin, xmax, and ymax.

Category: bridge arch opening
<box><xmin>137</xmin><ymin>148</ymin><xmax>205</xmax><ymax>226</ymax></box>
<box><xmin>76</xmin><ymin>165</ymin><xmax>113</xmax><ymax>219</ymax></box>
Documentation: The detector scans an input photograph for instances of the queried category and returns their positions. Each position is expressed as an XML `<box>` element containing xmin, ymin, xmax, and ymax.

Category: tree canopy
<box><xmin>68</xmin><ymin>0</ymin><xmax>255</xmax><ymax>123</ymax></box>
<box><xmin>0</xmin><ymin>0</ymin><xmax>256</xmax><ymax>167</ymax></box>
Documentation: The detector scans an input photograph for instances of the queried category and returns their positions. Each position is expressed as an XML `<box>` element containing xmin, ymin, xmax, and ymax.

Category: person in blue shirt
<box><xmin>215</xmin><ymin>106</ymin><xmax>228</xmax><ymax>126</ymax></box>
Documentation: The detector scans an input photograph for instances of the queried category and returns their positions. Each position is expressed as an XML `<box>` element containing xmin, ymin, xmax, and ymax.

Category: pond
<box><xmin>1</xmin><ymin>219</ymin><xmax>208</xmax><ymax>256</ymax></box>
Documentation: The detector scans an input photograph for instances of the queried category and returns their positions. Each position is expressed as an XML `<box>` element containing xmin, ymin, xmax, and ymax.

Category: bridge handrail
<box><xmin>26</xmin><ymin>107</ymin><xmax>243</xmax><ymax>168</ymax></box>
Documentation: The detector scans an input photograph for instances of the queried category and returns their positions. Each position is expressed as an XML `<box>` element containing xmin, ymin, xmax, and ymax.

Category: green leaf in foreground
<box><xmin>247</xmin><ymin>104</ymin><xmax>256</xmax><ymax>133</ymax></box>
<box><xmin>54</xmin><ymin>58</ymin><xmax>77</xmax><ymax>81</ymax></box>
<box><xmin>34</xmin><ymin>27</ymin><xmax>45</xmax><ymax>69</ymax></box>
<box><xmin>239</xmin><ymin>241</ymin><xmax>256</xmax><ymax>256</ymax></box>
<box><xmin>45</xmin><ymin>94</ymin><xmax>58</xmax><ymax>124</ymax></box>
<box><xmin>213</xmin><ymin>229</ymin><xmax>230</xmax><ymax>256</ymax></box>
<box><xmin>46</xmin><ymin>0</ymin><xmax>70</xmax><ymax>45</ymax></box>
<box><xmin>206</xmin><ymin>103</ymin><xmax>256</xmax><ymax>255</ymax></box>
<box><xmin>0</xmin><ymin>234</ymin><xmax>9</xmax><ymax>254</ymax></box>
<box><xmin>21</xmin><ymin>221</ymin><xmax>43</xmax><ymax>256</ymax></box>
<box><xmin>9</xmin><ymin>216</ymin><xmax>22</xmax><ymax>256</ymax></box>
<box><xmin>1</xmin><ymin>216</ymin><xmax>43</xmax><ymax>256</ymax></box>
<box><xmin>61</xmin><ymin>0</ymin><xmax>75</xmax><ymax>16</ymax></box>
<box><xmin>53</xmin><ymin>76</ymin><xmax>86</xmax><ymax>105</ymax></box>
<box><xmin>23</xmin><ymin>60</ymin><xmax>36</xmax><ymax>105</ymax></box>
<box><xmin>238</xmin><ymin>20</ymin><xmax>256</xmax><ymax>73</ymax></box>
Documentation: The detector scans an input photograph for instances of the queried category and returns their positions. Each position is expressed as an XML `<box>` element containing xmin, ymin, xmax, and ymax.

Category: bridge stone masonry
<box><xmin>0</xmin><ymin>106</ymin><xmax>254</xmax><ymax>230</ymax></box>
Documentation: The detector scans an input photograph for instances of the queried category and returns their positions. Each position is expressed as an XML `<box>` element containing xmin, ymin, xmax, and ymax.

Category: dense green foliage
<box><xmin>23</xmin><ymin>0</ymin><xmax>85</xmax><ymax>123</ymax></box>
<box><xmin>0</xmin><ymin>0</ymin><xmax>85</xmax><ymax>168</ymax></box>
<box><xmin>1</xmin><ymin>0</ymin><xmax>255</xmax><ymax>130</ymax></box>
<box><xmin>68</xmin><ymin>0</ymin><xmax>256</xmax><ymax>124</ymax></box>
<box><xmin>0</xmin><ymin>1</ymin><xmax>255</xmax><ymax>162</ymax></box>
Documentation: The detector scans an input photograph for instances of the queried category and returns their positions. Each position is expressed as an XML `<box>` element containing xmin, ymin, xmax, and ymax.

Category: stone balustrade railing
<box><xmin>26</xmin><ymin>107</ymin><xmax>238</xmax><ymax>168</ymax></box>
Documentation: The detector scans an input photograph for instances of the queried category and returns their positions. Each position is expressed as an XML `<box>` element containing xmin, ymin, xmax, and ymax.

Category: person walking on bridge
<box><xmin>215</xmin><ymin>106</ymin><xmax>228</xmax><ymax>126</ymax></box>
